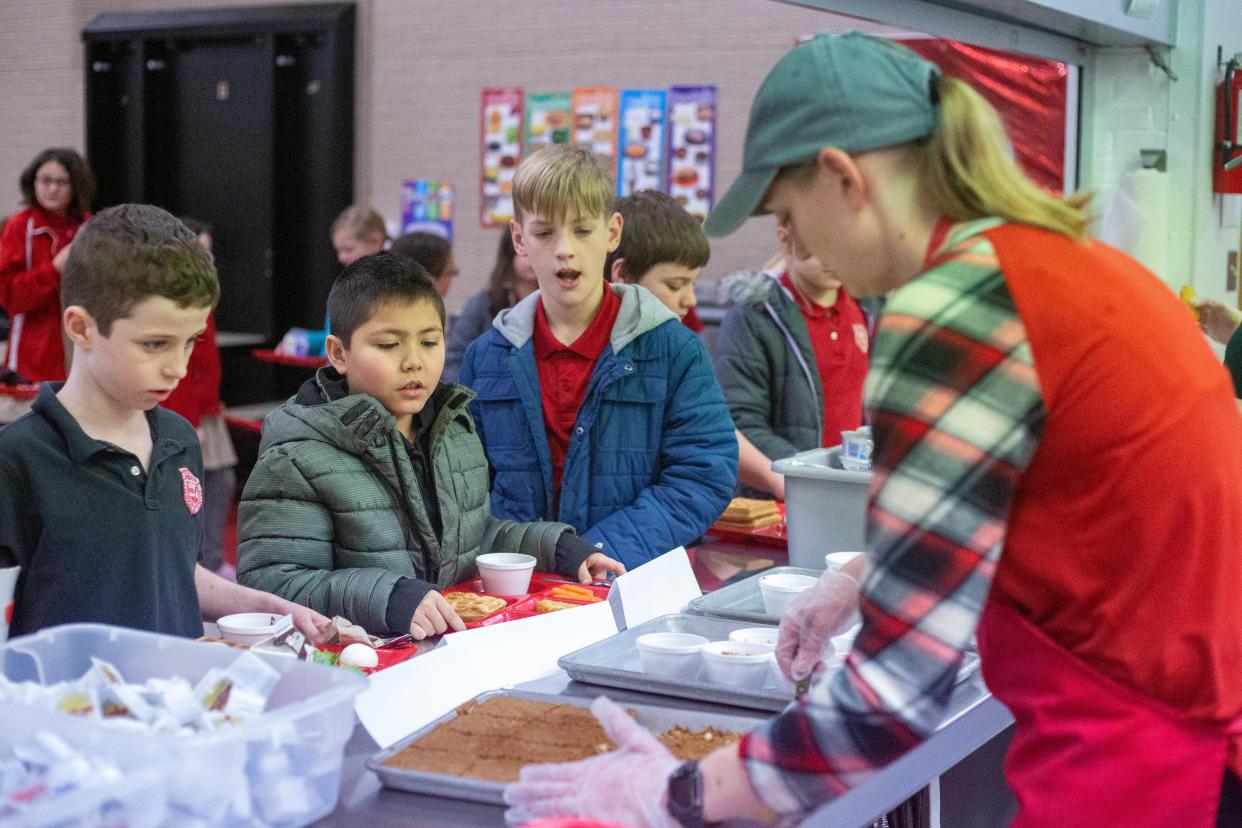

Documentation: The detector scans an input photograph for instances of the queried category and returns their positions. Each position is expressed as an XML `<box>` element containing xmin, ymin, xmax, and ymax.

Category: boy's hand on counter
<box><xmin>409</xmin><ymin>590</ymin><xmax>466</xmax><ymax>640</ymax></box>
<box><xmin>281</xmin><ymin>602</ymin><xmax>331</xmax><ymax>644</ymax></box>
<box><xmin>578</xmin><ymin>552</ymin><xmax>626</xmax><ymax>584</ymax></box>
<box><xmin>503</xmin><ymin>695</ymin><xmax>679</xmax><ymax>827</ymax></box>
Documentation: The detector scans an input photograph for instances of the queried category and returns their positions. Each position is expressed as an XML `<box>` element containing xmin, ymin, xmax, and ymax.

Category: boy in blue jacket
<box><xmin>461</xmin><ymin>146</ymin><xmax>737</xmax><ymax>568</ymax></box>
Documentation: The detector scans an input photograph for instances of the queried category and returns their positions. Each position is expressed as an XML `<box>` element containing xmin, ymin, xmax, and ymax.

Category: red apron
<box><xmin>977</xmin><ymin>598</ymin><xmax>1242</xmax><ymax>826</ymax></box>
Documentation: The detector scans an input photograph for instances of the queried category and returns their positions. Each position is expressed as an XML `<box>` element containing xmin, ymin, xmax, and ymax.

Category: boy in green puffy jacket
<box><xmin>237</xmin><ymin>253</ymin><xmax>624</xmax><ymax>639</ymax></box>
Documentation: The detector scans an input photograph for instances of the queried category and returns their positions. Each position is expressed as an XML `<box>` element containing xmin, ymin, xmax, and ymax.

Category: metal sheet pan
<box><xmin>558</xmin><ymin>613</ymin><xmax>794</xmax><ymax>712</ymax></box>
<box><xmin>558</xmin><ymin>613</ymin><xmax>982</xmax><ymax>714</ymax></box>
<box><xmin>687</xmin><ymin>566</ymin><xmax>820</xmax><ymax>625</ymax></box>
<box><xmin>366</xmin><ymin>689</ymin><xmax>768</xmax><ymax>804</ymax></box>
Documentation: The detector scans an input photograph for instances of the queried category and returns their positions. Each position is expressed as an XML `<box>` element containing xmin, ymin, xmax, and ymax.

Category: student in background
<box><xmin>331</xmin><ymin>205</ymin><xmax>387</xmax><ymax>267</ymax></box>
<box><xmin>607</xmin><ymin>189</ymin><xmax>788</xmax><ymax>499</ymax></box>
<box><xmin>460</xmin><ymin>146</ymin><xmax>737</xmax><ymax>569</ymax></box>
<box><xmin>390</xmin><ymin>231</ymin><xmax>459</xmax><ymax>299</ymax></box>
<box><xmin>0</xmin><ymin>148</ymin><xmax>95</xmax><ymax>383</ymax></box>
<box><xmin>715</xmin><ymin>222</ymin><xmax>870</xmax><ymax>499</ymax></box>
<box><xmin>0</xmin><ymin>204</ymin><xmax>326</xmax><ymax>640</ymax></box>
<box><xmin>162</xmin><ymin>218</ymin><xmax>239</xmax><ymax>579</ymax></box>
<box><xmin>443</xmin><ymin>231</ymin><xmax>539</xmax><ymax>383</ymax></box>
<box><xmin>237</xmin><ymin>253</ymin><xmax>622</xmax><ymax>639</ymax></box>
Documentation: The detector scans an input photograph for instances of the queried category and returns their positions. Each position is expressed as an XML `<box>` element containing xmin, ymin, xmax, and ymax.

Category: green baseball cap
<box><xmin>704</xmin><ymin>32</ymin><xmax>940</xmax><ymax>237</ymax></box>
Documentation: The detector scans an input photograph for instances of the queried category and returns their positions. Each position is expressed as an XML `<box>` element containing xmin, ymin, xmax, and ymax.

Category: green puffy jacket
<box><xmin>237</xmin><ymin>369</ymin><xmax>571</xmax><ymax>634</ymax></box>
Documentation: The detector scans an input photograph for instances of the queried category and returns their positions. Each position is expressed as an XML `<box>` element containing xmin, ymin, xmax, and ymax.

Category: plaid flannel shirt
<box><xmin>741</xmin><ymin>219</ymin><xmax>1047</xmax><ymax>814</ymax></box>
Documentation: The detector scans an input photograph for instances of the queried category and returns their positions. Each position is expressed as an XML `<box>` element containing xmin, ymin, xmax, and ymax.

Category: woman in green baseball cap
<box><xmin>504</xmin><ymin>32</ymin><xmax>1242</xmax><ymax>827</ymax></box>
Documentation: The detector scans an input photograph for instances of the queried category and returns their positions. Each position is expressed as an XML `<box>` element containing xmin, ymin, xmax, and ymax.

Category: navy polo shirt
<box><xmin>0</xmin><ymin>383</ymin><xmax>203</xmax><ymax>638</ymax></box>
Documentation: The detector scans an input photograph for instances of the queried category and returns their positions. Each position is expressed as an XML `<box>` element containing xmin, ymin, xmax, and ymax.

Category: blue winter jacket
<box><xmin>460</xmin><ymin>283</ymin><xmax>738</xmax><ymax>568</ymax></box>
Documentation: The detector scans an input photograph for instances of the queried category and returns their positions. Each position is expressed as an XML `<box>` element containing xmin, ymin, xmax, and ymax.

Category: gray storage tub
<box><xmin>772</xmin><ymin>445</ymin><xmax>872</xmax><ymax>569</ymax></box>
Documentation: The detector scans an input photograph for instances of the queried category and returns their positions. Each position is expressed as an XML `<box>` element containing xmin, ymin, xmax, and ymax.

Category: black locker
<box><xmin>82</xmin><ymin>3</ymin><xmax>354</xmax><ymax>342</ymax></box>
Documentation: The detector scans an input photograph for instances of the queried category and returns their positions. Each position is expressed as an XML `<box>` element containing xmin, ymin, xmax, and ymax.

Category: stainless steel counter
<box><xmin>315</xmin><ymin>668</ymin><xmax>1013</xmax><ymax>827</ymax></box>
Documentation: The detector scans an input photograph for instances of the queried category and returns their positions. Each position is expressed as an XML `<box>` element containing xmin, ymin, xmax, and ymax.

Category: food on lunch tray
<box><xmin>444</xmin><ymin>591</ymin><xmax>507</xmax><ymax>621</ymax></box>
<box><xmin>339</xmin><ymin>643</ymin><xmax>379</xmax><ymax>669</ymax></box>
<box><xmin>536</xmin><ymin>599</ymin><xmax>579</xmax><ymax>613</ymax></box>
<box><xmin>716</xmin><ymin>497</ymin><xmax>782</xmax><ymax>529</ymax></box>
<box><xmin>383</xmin><ymin>697</ymin><xmax>742</xmax><ymax>782</ymax></box>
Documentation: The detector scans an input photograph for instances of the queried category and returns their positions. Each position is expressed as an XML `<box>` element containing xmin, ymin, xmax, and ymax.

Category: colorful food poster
<box><xmin>525</xmin><ymin>92</ymin><xmax>572</xmax><ymax>148</ymax></box>
<box><xmin>616</xmin><ymin>89</ymin><xmax>668</xmax><ymax>197</ymax></box>
<box><xmin>665</xmin><ymin>85</ymin><xmax>718</xmax><ymax>222</ymax></box>
<box><xmin>571</xmin><ymin>87</ymin><xmax>619</xmax><ymax>175</ymax></box>
<box><xmin>480</xmin><ymin>87</ymin><xmax>524</xmax><ymax>228</ymax></box>
<box><xmin>400</xmin><ymin>179</ymin><xmax>454</xmax><ymax>239</ymax></box>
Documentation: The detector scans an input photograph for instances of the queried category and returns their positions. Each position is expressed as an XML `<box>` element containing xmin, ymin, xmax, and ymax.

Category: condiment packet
<box><xmin>317</xmin><ymin>616</ymin><xmax>381</xmax><ymax>647</ymax></box>
<box><xmin>194</xmin><ymin>651</ymin><xmax>281</xmax><ymax>719</ymax></box>
<box><xmin>52</xmin><ymin>686</ymin><xmax>100</xmax><ymax>719</ymax></box>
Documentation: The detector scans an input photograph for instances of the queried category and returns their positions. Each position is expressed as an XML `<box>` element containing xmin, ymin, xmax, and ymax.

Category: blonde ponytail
<box><xmin>920</xmin><ymin>76</ymin><xmax>1092</xmax><ymax>240</ymax></box>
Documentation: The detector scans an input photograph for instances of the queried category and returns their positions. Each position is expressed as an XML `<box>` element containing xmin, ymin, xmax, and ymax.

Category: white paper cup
<box><xmin>728</xmin><ymin>627</ymin><xmax>779</xmax><ymax>651</ymax></box>
<box><xmin>768</xmin><ymin>653</ymin><xmax>796</xmax><ymax>695</ymax></box>
<box><xmin>475</xmin><ymin>553</ymin><xmax>537</xmax><ymax>595</ymax></box>
<box><xmin>636</xmin><ymin>632</ymin><xmax>708</xmax><ymax>679</ymax></box>
<box><xmin>700</xmin><ymin>640</ymin><xmax>772</xmax><ymax>686</ymax></box>
<box><xmin>824</xmin><ymin>551</ymin><xmax>864</xmax><ymax>572</ymax></box>
<box><xmin>217</xmin><ymin>613</ymin><xmax>282</xmax><ymax>646</ymax></box>
<box><xmin>0</xmin><ymin>566</ymin><xmax>18</xmax><ymax>644</ymax></box>
<box><xmin>758</xmin><ymin>573</ymin><xmax>818</xmax><ymax>616</ymax></box>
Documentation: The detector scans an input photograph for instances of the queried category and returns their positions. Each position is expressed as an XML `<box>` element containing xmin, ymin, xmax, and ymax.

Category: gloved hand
<box><xmin>775</xmin><ymin>568</ymin><xmax>861</xmax><ymax>682</ymax></box>
<box><xmin>503</xmin><ymin>696</ymin><xmax>680</xmax><ymax>827</ymax></box>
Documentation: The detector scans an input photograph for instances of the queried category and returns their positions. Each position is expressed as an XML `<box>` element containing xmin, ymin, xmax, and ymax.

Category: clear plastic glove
<box><xmin>503</xmin><ymin>696</ymin><xmax>680</xmax><ymax>827</ymax></box>
<box><xmin>775</xmin><ymin>568</ymin><xmax>861</xmax><ymax>682</ymax></box>
<box><xmin>1194</xmin><ymin>298</ymin><xmax>1242</xmax><ymax>345</ymax></box>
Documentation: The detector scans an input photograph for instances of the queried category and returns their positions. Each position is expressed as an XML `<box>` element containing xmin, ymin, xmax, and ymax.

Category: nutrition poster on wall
<box><xmin>571</xmin><ymin>87</ymin><xmax>619</xmax><ymax>175</ymax></box>
<box><xmin>525</xmin><ymin>92</ymin><xmax>572</xmax><ymax>149</ymax></box>
<box><xmin>666</xmin><ymin>85</ymin><xmax>718</xmax><ymax>222</ymax></box>
<box><xmin>616</xmin><ymin>89</ymin><xmax>668</xmax><ymax>197</ymax></box>
<box><xmin>480</xmin><ymin>87</ymin><xmax>524</xmax><ymax>228</ymax></box>
<box><xmin>400</xmin><ymin>179</ymin><xmax>454</xmax><ymax>239</ymax></box>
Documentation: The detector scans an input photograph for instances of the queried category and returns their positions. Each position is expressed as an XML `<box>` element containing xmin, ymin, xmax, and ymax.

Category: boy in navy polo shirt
<box><xmin>460</xmin><ymin>147</ymin><xmax>737</xmax><ymax>568</ymax></box>
<box><xmin>0</xmin><ymin>204</ymin><xmax>327</xmax><ymax>639</ymax></box>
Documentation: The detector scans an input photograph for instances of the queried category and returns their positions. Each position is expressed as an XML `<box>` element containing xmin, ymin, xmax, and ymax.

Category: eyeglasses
<box><xmin>35</xmin><ymin>176</ymin><xmax>71</xmax><ymax>188</ymax></box>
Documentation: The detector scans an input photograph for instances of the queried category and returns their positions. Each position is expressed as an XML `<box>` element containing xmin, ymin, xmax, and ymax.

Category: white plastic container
<box><xmin>217</xmin><ymin>612</ymin><xmax>283</xmax><ymax>645</ymax></box>
<box><xmin>700</xmin><ymin>641</ymin><xmax>771</xmax><ymax>686</ymax></box>
<box><xmin>824</xmin><ymin>551</ymin><xmax>865</xmax><ymax>572</ymax></box>
<box><xmin>727</xmin><ymin>627</ymin><xmax>779</xmax><ymax>651</ymax></box>
<box><xmin>767</xmin><ymin>653</ymin><xmax>796</xmax><ymax>695</ymax></box>
<box><xmin>635</xmin><ymin>632</ymin><xmax>707</xmax><ymax>679</ymax></box>
<box><xmin>0</xmin><ymin>623</ymin><xmax>367</xmax><ymax>828</ymax></box>
<box><xmin>475</xmin><ymin>553</ymin><xmax>537</xmax><ymax>595</ymax></box>
<box><xmin>772</xmin><ymin>446</ymin><xmax>873</xmax><ymax>569</ymax></box>
<box><xmin>758</xmin><ymin>573</ymin><xmax>818</xmax><ymax>616</ymax></box>
<box><xmin>0</xmin><ymin>704</ymin><xmax>168</xmax><ymax>828</ymax></box>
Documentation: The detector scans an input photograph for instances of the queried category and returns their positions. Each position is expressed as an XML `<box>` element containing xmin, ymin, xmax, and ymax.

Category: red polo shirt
<box><xmin>780</xmin><ymin>273</ymin><xmax>869</xmax><ymax>447</ymax></box>
<box><xmin>533</xmin><ymin>284</ymin><xmax>622</xmax><ymax>508</ymax></box>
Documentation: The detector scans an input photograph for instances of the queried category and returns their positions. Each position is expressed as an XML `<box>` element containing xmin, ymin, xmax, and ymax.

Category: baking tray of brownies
<box><xmin>367</xmin><ymin>689</ymin><xmax>767</xmax><ymax>804</ymax></box>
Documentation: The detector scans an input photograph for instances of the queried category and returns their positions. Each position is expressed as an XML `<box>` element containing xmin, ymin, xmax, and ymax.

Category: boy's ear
<box><xmin>606</xmin><ymin>212</ymin><xmax>623</xmax><ymax>253</ymax></box>
<box><xmin>325</xmin><ymin>334</ymin><xmax>349</xmax><ymax>375</ymax></box>
<box><xmin>609</xmin><ymin>258</ymin><xmax>628</xmax><ymax>283</ymax></box>
<box><xmin>509</xmin><ymin>220</ymin><xmax>527</xmax><ymax>257</ymax></box>
<box><xmin>62</xmin><ymin>306</ymin><xmax>96</xmax><ymax>351</ymax></box>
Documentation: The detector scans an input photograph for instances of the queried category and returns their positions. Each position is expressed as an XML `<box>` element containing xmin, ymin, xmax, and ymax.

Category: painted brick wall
<box><xmin>0</xmin><ymin>0</ymin><xmax>895</xmax><ymax>314</ymax></box>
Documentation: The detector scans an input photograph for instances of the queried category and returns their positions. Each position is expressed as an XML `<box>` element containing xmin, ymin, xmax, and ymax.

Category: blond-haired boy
<box><xmin>460</xmin><ymin>147</ymin><xmax>737</xmax><ymax>567</ymax></box>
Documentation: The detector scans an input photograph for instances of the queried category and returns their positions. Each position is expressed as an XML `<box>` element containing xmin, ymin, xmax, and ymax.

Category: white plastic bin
<box><xmin>772</xmin><ymin>446</ymin><xmax>872</xmax><ymax>569</ymax></box>
<box><xmin>0</xmin><ymin>705</ymin><xmax>168</xmax><ymax>828</ymax></box>
<box><xmin>0</xmin><ymin>623</ymin><xmax>368</xmax><ymax>827</ymax></box>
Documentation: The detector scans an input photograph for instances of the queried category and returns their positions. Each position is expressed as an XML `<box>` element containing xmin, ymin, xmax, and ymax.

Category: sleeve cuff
<box><xmin>553</xmin><ymin>530</ymin><xmax>597</xmax><ymax>579</ymax></box>
<box><xmin>384</xmin><ymin>577</ymin><xmax>435</xmax><ymax>635</ymax></box>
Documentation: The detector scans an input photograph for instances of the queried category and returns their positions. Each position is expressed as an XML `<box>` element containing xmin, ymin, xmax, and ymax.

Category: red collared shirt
<box><xmin>533</xmin><ymin>284</ymin><xmax>622</xmax><ymax>509</ymax></box>
<box><xmin>780</xmin><ymin>273</ymin><xmax>869</xmax><ymax>447</ymax></box>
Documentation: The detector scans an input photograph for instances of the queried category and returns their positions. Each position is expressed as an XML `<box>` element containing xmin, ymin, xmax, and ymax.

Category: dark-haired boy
<box><xmin>237</xmin><ymin>252</ymin><xmax>623</xmax><ymax>639</ymax></box>
<box><xmin>0</xmin><ymin>204</ymin><xmax>327</xmax><ymax>639</ymax></box>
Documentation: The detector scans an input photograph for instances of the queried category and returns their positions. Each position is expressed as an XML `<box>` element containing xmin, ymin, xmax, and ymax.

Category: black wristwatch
<box><xmin>666</xmin><ymin>760</ymin><xmax>721</xmax><ymax>828</ymax></box>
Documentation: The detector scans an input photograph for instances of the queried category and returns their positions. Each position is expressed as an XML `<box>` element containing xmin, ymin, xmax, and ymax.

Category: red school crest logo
<box><xmin>179</xmin><ymin>467</ymin><xmax>203</xmax><ymax>515</ymax></box>
<box><xmin>853</xmin><ymin>323</ymin><xmax>869</xmax><ymax>355</ymax></box>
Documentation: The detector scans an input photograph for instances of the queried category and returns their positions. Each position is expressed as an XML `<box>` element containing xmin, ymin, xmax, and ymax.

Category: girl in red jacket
<box><xmin>0</xmin><ymin>148</ymin><xmax>95</xmax><ymax>383</ymax></box>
